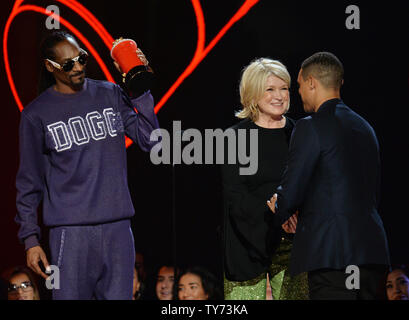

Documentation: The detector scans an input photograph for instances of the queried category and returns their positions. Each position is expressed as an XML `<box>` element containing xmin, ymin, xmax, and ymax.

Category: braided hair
<box><xmin>38</xmin><ymin>30</ymin><xmax>76</xmax><ymax>94</ymax></box>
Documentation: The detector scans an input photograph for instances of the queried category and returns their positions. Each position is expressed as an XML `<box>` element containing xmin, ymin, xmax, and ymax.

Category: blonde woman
<box><xmin>221</xmin><ymin>58</ymin><xmax>308</xmax><ymax>300</ymax></box>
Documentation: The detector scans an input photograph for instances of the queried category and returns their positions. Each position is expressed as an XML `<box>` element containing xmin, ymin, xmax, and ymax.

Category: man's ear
<box><xmin>44</xmin><ymin>60</ymin><xmax>54</xmax><ymax>73</ymax></box>
<box><xmin>308</xmin><ymin>76</ymin><xmax>316</xmax><ymax>90</ymax></box>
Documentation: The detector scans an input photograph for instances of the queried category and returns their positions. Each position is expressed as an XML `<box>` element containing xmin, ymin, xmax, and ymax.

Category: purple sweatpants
<box><xmin>49</xmin><ymin>219</ymin><xmax>135</xmax><ymax>300</ymax></box>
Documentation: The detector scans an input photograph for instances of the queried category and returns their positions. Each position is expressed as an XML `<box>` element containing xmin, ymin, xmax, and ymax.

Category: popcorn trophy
<box><xmin>111</xmin><ymin>37</ymin><xmax>154</xmax><ymax>97</ymax></box>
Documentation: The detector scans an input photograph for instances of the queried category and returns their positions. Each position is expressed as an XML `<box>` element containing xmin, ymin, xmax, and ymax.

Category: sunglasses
<box><xmin>47</xmin><ymin>50</ymin><xmax>88</xmax><ymax>72</ymax></box>
<box><xmin>8</xmin><ymin>281</ymin><xmax>33</xmax><ymax>294</ymax></box>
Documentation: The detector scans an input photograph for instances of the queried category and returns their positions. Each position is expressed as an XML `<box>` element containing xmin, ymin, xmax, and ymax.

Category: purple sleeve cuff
<box><xmin>24</xmin><ymin>235</ymin><xmax>40</xmax><ymax>251</ymax></box>
<box><xmin>130</xmin><ymin>90</ymin><xmax>154</xmax><ymax>114</ymax></box>
<box><xmin>130</xmin><ymin>90</ymin><xmax>161</xmax><ymax>152</ymax></box>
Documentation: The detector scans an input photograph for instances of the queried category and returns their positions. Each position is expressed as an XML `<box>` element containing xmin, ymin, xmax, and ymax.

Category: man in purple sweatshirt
<box><xmin>15</xmin><ymin>31</ymin><xmax>159</xmax><ymax>300</ymax></box>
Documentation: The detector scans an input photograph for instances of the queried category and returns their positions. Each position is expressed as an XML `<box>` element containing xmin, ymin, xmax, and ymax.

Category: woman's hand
<box><xmin>268</xmin><ymin>194</ymin><xmax>298</xmax><ymax>233</ymax></box>
<box><xmin>282</xmin><ymin>211</ymin><xmax>298</xmax><ymax>233</ymax></box>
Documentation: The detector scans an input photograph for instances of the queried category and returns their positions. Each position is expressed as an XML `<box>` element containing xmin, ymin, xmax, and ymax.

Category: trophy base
<box><xmin>125</xmin><ymin>65</ymin><xmax>154</xmax><ymax>98</ymax></box>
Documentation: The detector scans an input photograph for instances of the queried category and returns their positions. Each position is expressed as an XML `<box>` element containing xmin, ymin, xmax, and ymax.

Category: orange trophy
<box><xmin>111</xmin><ymin>37</ymin><xmax>154</xmax><ymax>97</ymax></box>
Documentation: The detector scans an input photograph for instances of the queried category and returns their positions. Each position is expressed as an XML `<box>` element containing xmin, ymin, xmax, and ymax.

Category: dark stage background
<box><xmin>1</xmin><ymin>0</ymin><xmax>408</xmax><ymax>295</ymax></box>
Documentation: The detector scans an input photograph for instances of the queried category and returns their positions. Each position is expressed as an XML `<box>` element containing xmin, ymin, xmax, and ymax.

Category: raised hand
<box><xmin>113</xmin><ymin>48</ymin><xmax>151</xmax><ymax>75</ymax></box>
<box><xmin>136</xmin><ymin>48</ymin><xmax>149</xmax><ymax>66</ymax></box>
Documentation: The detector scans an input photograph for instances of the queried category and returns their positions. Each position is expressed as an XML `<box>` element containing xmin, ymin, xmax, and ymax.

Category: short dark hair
<box><xmin>176</xmin><ymin>266</ymin><xmax>223</xmax><ymax>300</ymax></box>
<box><xmin>388</xmin><ymin>264</ymin><xmax>409</xmax><ymax>278</ymax></box>
<box><xmin>301</xmin><ymin>52</ymin><xmax>344</xmax><ymax>89</ymax></box>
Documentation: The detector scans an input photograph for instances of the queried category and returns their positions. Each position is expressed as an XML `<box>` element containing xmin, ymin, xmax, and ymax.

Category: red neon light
<box><xmin>154</xmin><ymin>0</ymin><xmax>260</xmax><ymax>114</ymax></box>
<box><xmin>2</xmin><ymin>0</ymin><xmax>131</xmax><ymax>144</ymax></box>
<box><xmin>55</xmin><ymin>0</ymin><xmax>114</xmax><ymax>49</ymax></box>
<box><xmin>4</xmin><ymin>0</ymin><xmax>259</xmax><ymax>148</ymax></box>
<box><xmin>3</xmin><ymin>4</ymin><xmax>114</xmax><ymax>112</ymax></box>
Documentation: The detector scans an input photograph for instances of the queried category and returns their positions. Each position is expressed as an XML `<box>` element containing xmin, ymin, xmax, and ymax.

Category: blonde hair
<box><xmin>236</xmin><ymin>58</ymin><xmax>291</xmax><ymax>121</ymax></box>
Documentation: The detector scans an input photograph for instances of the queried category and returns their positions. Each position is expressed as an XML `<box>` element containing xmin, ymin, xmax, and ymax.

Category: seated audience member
<box><xmin>156</xmin><ymin>265</ymin><xmax>176</xmax><ymax>300</ymax></box>
<box><xmin>7</xmin><ymin>266</ymin><xmax>40</xmax><ymax>300</ymax></box>
<box><xmin>177</xmin><ymin>266</ymin><xmax>223</xmax><ymax>300</ymax></box>
<box><xmin>384</xmin><ymin>265</ymin><xmax>409</xmax><ymax>300</ymax></box>
<box><xmin>132</xmin><ymin>266</ymin><xmax>145</xmax><ymax>300</ymax></box>
<box><xmin>135</xmin><ymin>251</ymin><xmax>147</xmax><ymax>283</ymax></box>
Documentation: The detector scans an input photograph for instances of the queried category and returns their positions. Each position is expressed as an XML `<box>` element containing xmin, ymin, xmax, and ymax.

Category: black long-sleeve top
<box><xmin>221</xmin><ymin>117</ymin><xmax>295</xmax><ymax>281</ymax></box>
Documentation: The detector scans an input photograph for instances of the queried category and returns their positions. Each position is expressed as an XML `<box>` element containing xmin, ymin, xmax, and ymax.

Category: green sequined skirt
<box><xmin>224</xmin><ymin>238</ymin><xmax>309</xmax><ymax>300</ymax></box>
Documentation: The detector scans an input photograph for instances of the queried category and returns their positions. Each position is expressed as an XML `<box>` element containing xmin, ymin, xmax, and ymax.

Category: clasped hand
<box><xmin>267</xmin><ymin>193</ymin><xmax>298</xmax><ymax>234</ymax></box>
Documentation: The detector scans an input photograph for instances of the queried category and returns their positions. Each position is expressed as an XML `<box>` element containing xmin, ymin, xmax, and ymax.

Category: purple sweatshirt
<box><xmin>15</xmin><ymin>78</ymin><xmax>160</xmax><ymax>250</ymax></box>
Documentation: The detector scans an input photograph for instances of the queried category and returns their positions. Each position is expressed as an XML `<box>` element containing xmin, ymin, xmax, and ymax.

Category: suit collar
<box><xmin>316</xmin><ymin>98</ymin><xmax>343</xmax><ymax>113</ymax></box>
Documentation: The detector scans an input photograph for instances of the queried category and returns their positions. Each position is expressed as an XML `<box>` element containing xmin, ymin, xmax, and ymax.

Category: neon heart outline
<box><xmin>3</xmin><ymin>0</ymin><xmax>259</xmax><ymax>147</ymax></box>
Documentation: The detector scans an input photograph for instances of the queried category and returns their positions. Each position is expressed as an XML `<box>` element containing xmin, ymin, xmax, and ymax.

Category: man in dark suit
<box><xmin>267</xmin><ymin>52</ymin><xmax>390</xmax><ymax>299</ymax></box>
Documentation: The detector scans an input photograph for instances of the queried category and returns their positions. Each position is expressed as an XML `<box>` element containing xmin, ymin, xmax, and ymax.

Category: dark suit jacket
<box><xmin>275</xmin><ymin>98</ymin><xmax>390</xmax><ymax>276</ymax></box>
